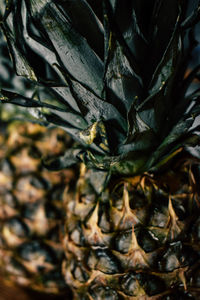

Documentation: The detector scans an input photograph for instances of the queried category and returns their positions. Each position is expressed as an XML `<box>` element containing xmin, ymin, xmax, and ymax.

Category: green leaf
<box><xmin>181</xmin><ymin>4</ymin><xmax>200</xmax><ymax>29</ymax></box>
<box><xmin>0</xmin><ymin>89</ymin><xmax>63</xmax><ymax>110</ymax></box>
<box><xmin>56</xmin><ymin>0</ymin><xmax>104</xmax><ymax>60</ymax></box>
<box><xmin>104</xmin><ymin>40</ymin><xmax>143</xmax><ymax>112</ymax></box>
<box><xmin>148</xmin><ymin>23</ymin><xmax>181</xmax><ymax>96</ymax></box>
<box><xmin>42</xmin><ymin>147</ymin><xmax>82</xmax><ymax>170</ymax></box>
<box><xmin>40</xmin><ymin>2</ymin><xmax>104</xmax><ymax>96</ymax></box>
<box><xmin>2</xmin><ymin>23</ymin><xmax>37</xmax><ymax>81</ymax></box>
<box><xmin>118</xmin><ymin>130</ymin><xmax>157</xmax><ymax>155</ymax></box>
<box><xmin>145</xmin><ymin>115</ymin><xmax>198</xmax><ymax>170</ymax></box>
<box><xmin>1</xmin><ymin>0</ymin><xmax>200</xmax><ymax>176</ymax></box>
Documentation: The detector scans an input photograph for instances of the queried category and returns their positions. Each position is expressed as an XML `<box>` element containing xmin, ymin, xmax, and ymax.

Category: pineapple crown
<box><xmin>0</xmin><ymin>0</ymin><xmax>200</xmax><ymax>175</ymax></box>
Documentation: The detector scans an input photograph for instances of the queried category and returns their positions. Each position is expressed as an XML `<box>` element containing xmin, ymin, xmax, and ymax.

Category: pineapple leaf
<box><xmin>181</xmin><ymin>3</ymin><xmax>200</xmax><ymax>29</ymax></box>
<box><xmin>56</xmin><ymin>0</ymin><xmax>104</xmax><ymax>60</ymax></box>
<box><xmin>1</xmin><ymin>24</ymin><xmax>37</xmax><ymax>81</ymax></box>
<box><xmin>0</xmin><ymin>89</ymin><xmax>69</xmax><ymax>111</ymax></box>
<box><xmin>40</xmin><ymin>2</ymin><xmax>104</xmax><ymax>97</ymax></box>
<box><xmin>42</xmin><ymin>147</ymin><xmax>82</xmax><ymax>170</ymax></box>
<box><xmin>1</xmin><ymin>0</ymin><xmax>200</xmax><ymax>175</ymax></box>
<box><xmin>53</xmin><ymin>63</ymin><xmax>126</xmax><ymax>130</ymax></box>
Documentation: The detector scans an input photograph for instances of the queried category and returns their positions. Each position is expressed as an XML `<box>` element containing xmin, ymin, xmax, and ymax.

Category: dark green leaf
<box><xmin>181</xmin><ymin>4</ymin><xmax>200</xmax><ymax>29</ymax></box>
<box><xmin>41</xmin><ymin>2</ymin><xmax>104</xmax><ymax>96</ymax></box>
<box><xmin>42</xmin><ymin>147</ymin><xmax>82</xmax><ymax>170</ymax></box>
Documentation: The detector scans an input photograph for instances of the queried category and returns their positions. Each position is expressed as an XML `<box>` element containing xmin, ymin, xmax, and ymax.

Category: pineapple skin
<box><xmin>0</xmin><ymin>121</ymin><xmax>75</xmax><ymax>295</ymax></box>
<box><xmin>1</xmin><ymin>1</ymin><xmax>200</xmax><ymax>299</ymax></box>
<box><xmin>62</xmin><ymin>158</ymin><xmax>200</xmax><ymax>299</ymax></box>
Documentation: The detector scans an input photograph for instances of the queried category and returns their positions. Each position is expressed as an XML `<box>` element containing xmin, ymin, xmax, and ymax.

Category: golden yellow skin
<box><xmin>62</xmin><ymin>159</ymin><xmax>200</xmax><ymax>299</ymax></box>
<box><xmin>0</xmin><ymin>121</ymin><xmax>75</xmax><ymax>295</ymax></box>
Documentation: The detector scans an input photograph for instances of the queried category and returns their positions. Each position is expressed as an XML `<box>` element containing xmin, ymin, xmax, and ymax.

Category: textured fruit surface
<box><xmin>0</xmin><ymin>1</ymin><xmax>200</xmax><ymax>299</ymax></box>
<box><xmin>0</xmin><ymin>121</ymin><xmax>75</xmax><ymax>294</ymax></box>
<box><xmin>0</xmin><ymin>274</ymin><xmax>72</xmax><ymax>300</ymax></box>
<box><xmin>63</xmin><ymin>157</ymin><xmax>200</xmax><ymax>299</ymax></box>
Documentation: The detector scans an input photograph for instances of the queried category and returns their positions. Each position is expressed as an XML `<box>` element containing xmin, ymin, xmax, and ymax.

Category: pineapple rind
<box><xmin>0</xmin><ymin>121</ymin><xmax>75</xmax><ymax>294</ymax></box>
<box><xmin>63</xmin><ymin>159</ymin><xmax>200</xmax><ymax>299</ymax></box>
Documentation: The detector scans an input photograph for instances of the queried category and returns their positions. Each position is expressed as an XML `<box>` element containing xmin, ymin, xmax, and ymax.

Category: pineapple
<box><xmin>0</xmin><ymin>120</ymin><xmax>75</xmax><ymax>295</ymax></box>
<box><xmin>0</xmin><ymin>24</ymin><xmax>74</xmax><ymax>295</ymax></box>
<box><xmin>1</xmin><ymin>0</ymin><xmax>200</xmax><ymax>299</ymax></box>
<box><xmin>63</xmin><ymin>159</ymin><xmax>200</xmax><ymax>299</ymax></box>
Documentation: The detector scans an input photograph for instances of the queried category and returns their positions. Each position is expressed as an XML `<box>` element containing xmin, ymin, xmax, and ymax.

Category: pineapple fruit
<box><xmin>63</xmin><ymin>157</ymin><xmax>200</xmax><ymax>299</ymax></box>
<box><xmin>0</xmin><ymin>24</ymin><xmax>74</xmax><ymax>295</ymax></box>
<box><xmin>0</xmin><ymin>121</ymin><xmax>75</xmax><ymax>295</ymax></box>
<box><xmin>1</xmin><ymin>0</ymin><xmax>200</xmax><ymax>299</ymax></box>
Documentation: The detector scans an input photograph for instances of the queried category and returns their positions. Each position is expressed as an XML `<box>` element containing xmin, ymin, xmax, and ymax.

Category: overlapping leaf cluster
<box><xmin>0</xmin><ymin>0</ymin><xmax>200</xmax><ymax>175</ymax></box>
<box><xmin>0</xmin><ymin>18</ymin><xmax>58</xmax><ymax>123</ymax></box>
